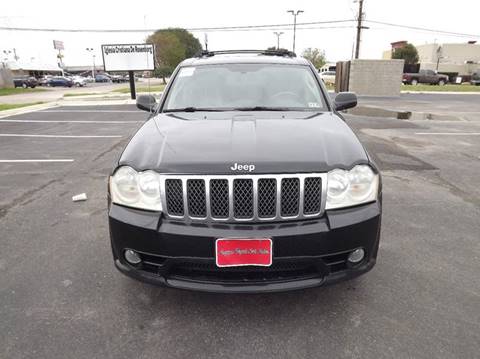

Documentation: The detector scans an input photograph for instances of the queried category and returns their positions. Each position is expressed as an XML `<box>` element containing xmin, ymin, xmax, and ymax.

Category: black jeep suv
<box><xmin>108</xmin><ymin>50</ymin><xmax>382</xmax><ymax>293</ymax></box>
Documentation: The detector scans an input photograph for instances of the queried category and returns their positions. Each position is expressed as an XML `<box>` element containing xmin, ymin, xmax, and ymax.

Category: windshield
<box><xmin>163</xmin><ymin>63</ymin><xmax>326</xmax><ymax>112</ymax></box>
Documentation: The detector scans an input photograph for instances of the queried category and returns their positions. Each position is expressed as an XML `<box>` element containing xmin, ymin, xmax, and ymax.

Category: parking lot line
<box><xmin>0</xmin><ymin>120</ymin><xmax>142</xmax><ymax>124</ymax></box>
<box><xmin>0</xmin><ymin>134</ymin><xmax>122</xmax><ymax>138</ymax></box>
<box><xmin>415</xmin><ymin>132</ymin><xmax>480</xmax><ymax>135</ymax></box>
<box><xmin>40</xmin><ymin>110</ymin><xmax>140</xmax><ymax>113</ymax></box>
<box><xmin>0</xmin><ymin>159</ymin><xmax>74</xmax><ymax>163</ymax></box>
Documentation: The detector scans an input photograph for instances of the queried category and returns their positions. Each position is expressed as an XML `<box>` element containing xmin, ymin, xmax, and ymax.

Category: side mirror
<box><xmin>334</xmin><ymin>92</ymin><xmax>357</xmax><ymax>111</ymax></box>
<box><xmin>136</xmin><ymin>94</ymin><xmax>157</xmax><ymax>112</ymax></box>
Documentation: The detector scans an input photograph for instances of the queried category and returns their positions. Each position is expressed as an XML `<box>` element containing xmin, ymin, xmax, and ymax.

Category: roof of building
<box><xmin>6</xmin><ymin>61</ymin><xmax>61</xmax><ymax>72</ymax></box>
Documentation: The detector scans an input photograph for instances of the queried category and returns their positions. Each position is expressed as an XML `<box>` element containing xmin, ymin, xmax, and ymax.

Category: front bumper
<box><xmin>109</xmin><ymin>201</ymin><xmax>381</xmax><ymax>293</ymax></box>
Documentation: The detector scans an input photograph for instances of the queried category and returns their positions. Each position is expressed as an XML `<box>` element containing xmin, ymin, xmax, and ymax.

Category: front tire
<box><xmin>22</xmin><ymin>83</ymin><xmax>27</xmax><ymax>89</ymax></box>
<box><xmin>411</xmin><ymin>79</ymin><xmax>418</xmax><ymax>85</ymax></box>
<box><xmin>438</xmin><ymin>79</ymin><xmax>446</xmax><ymax>86</ymax></box>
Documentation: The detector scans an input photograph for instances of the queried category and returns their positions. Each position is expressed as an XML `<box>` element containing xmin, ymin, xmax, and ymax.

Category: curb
<box><xmin>0</xmin><ymin>102</ymin><xmax>60</xmax><ymax>118</ymax></box>
<box><xmin>400</xmin><ymin>91</ymin><xmax>480</xmax><ymax>95</ymax></box>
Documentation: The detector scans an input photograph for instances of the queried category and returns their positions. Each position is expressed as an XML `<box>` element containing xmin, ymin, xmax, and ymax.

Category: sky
<box><xmin>1</xmin><ymin>0</ymin><xmax>479</xmax><ymax>67</ymax></box>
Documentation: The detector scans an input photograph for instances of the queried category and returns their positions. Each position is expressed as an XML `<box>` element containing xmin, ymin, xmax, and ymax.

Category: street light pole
<box><xmin>287</xmin><ymin>10</ymin><xmax>303</xmax><ymax>53</ymax></box>
<box><xmin>273</xmin><ymin>32</ymin><xmax>284</xmax><ymax>50</ymax></box>
<box><xmin>86</xmin><ymin>48</ymin><xmax>95</xmax><ymax>78</ymax></box>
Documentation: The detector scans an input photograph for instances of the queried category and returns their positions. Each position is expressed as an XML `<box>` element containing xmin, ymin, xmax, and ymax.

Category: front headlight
<box><xmin>110</xmin><ymin>166</ymin><xmax>162</xmax><ymax>211</ymax></box>
<box><xmin>326</xmin><ymin>165</ymin><xmax>379</xmax><ymax>210</ymax></box>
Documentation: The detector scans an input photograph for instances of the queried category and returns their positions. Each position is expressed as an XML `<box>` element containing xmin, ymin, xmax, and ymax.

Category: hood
<box><xmin>118</xmin><ymin>111</ymin><xmax>369</xmax><ymax>174</ymax></box>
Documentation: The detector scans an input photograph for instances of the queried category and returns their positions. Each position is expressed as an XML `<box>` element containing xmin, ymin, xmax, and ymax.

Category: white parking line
<box><xmin>0</xmin><ymin>119</ymin><xmax>142</xmax><ymax>124</ymax></box>
<box><xmin>0</xmin><ymin>134</ymin><xmax>122</xmax><ymax>138</ymax></box>
<box><xmin>40</xmin><ymin>110</ymin><xmax>139</xmax><ymax>113</ymax></box>
<box><xmin>0</xmin><ymin>159</ymin><xmax>74</xmax><ymax>163</ymax></box>
<box><xmin>415</xmin><ymin>132</ymin><xmax>480</xmax><ymax>136</ymax></box>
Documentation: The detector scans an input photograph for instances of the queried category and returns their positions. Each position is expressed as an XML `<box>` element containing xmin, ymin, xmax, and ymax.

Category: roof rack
<box><xmin>195</xmin><ymin>49</ymin><xmax>297</xmax><ymax>58</ymax></box>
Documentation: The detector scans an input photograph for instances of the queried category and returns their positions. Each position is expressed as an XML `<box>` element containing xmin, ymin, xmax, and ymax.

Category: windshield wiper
<box><xmin>233</xmin><ymin>106</ymin><xmax>293</xmax><ymax>111</ymax></box>
<box><xmin>164</xmin><ymin>107</ymin><xmax>225</xmax><ymax>113</ymax></box>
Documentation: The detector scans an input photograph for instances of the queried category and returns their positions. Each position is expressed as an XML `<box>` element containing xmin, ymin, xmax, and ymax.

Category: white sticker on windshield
<box><xmin>178</xmin><ymin>67</ymin><xmax>195</xmax><ymax>77</ymax></box>
<box><xmin>308</xmin><ymin>102</ymin><xmax>320</xmax><ymax>108</ymax></box>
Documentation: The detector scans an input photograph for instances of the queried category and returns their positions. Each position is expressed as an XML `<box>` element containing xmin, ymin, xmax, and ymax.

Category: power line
<box><xmin>0</xmin><ymin>19</ymin><xmax>355</xmax><ymax>33</ymax></box>
<box><xmin>365</xmin><ymin>20</ymin><xmax>480</xmax><ymax>38</ymax></box>
<box><xmin>1</xmin><ymin>18</ymin><xmax>478</xmax><ymax>38</ymax></box>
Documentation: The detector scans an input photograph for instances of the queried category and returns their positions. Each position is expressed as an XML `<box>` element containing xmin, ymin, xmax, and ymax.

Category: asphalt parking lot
<box><xmin>1</xmin><ymin>101</ymin><xmax>479</xmax><ymax>359</ymax></box>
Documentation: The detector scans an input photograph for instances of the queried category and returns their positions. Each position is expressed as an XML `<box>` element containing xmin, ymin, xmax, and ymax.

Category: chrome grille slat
<box><xmin>161</xmin><ymin>173</ymin><xmax>327</xmax><ymax>223</ymax></box>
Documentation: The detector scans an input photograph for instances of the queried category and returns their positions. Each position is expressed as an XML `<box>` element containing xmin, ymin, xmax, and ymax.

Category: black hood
<box><xmin>118</xmin><ymin>111</ymin><xmax>369</xmax><ymax>174</ymax></box>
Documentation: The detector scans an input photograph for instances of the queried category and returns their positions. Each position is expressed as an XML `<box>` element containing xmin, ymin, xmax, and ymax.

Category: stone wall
<box><xmin>0</xmin><ymin>67</ymin><xmax>14</xmax><ymax>88</ymax></box>
<box><xmin>348</xmin><ymin>59</ymin><xmax>404</xmax><ymax>96</ymax></box>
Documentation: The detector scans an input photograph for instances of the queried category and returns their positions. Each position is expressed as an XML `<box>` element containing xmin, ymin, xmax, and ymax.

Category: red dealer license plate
<box><xmin>215</xmin><ymin>238</ymin><xmax>273</xmax><ymax>267</ymax></box>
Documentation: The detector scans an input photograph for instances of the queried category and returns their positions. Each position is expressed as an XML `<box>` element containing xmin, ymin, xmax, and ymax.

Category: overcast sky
<box><xmin>1</xmin><ymin>0</ymin><xmax>479</xmax><ymax>67</ymax></box>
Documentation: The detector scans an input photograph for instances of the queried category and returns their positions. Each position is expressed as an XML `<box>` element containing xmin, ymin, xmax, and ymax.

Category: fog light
<box><xmin>348</xmin><ymin>248</ymin><xmax>365</xmax><ymax>263</ymax></box>
<box><xmin>124</xmin><ymin>249</ymin><xmax>141</xmax><ymax>265</ymax></box>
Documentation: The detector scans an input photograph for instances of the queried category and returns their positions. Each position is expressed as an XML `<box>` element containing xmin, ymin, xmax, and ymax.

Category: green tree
<box><xmin>147</xmin><ymin>28</ymin><xmax>202</xmax><ymax>81</ymax></box>
<box><xmin>301</xmin><ymin>48</ymin><xmax>326</xmax><ymax>69</ymax></box>
<box><xmin>392</xmin><ymin>43</ymin><xmax>419</xmax><ymax>65</ymax></box>
<box><xmin>153</xmin><ymin>65</ymin><xmax>174</xmax><ymax>84</ymax></box>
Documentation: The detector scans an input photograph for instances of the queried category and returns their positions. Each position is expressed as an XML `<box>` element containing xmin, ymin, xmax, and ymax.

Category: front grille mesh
<box><xmin>165</xmin><ymin>179</ymin><xmax>184</xmax><ymax>216</ymax></box>
<box><xmin>163</xmin><ymin>174</ymin><xmax>324</xmax><ymax>222</ymax></box>
<box><xmin>187</xmin><ymin>179</ymin><xmax>206</xmax><ymax>217</ymax></box>
<box><xmin>304</xmin><ymin>177</ymin><xmax>322</xmax><ymax>214</ymax></box>
<box><xmin>281</xmin><ymin>178</ymin><xmax>300</xmax><ymax>217</ymax></box>
<box><xmin>210</xmin><ymin>179</ymin><xmax>229</xmax><ymax>218</ymax></box>
<box><xmin>233</xmin><ymin>179</ymin><xmax>254</xmax><ymax>218</ymax></box>
<box><xmin>258</xmin><ymin>179</ymin><xmax>276</xmax><ymax>218</ymax></box>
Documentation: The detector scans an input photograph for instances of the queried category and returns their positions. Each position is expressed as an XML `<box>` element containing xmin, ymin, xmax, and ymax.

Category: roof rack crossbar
<box><xmin>195</xmin><ymin>49</ymin><xmax>297</xmax><ymax>58</ymax></box>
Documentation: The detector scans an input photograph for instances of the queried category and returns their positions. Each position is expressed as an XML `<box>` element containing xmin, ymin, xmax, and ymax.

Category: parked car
<box><xmin>108</xmin><ymin>49</ymin><xmax>382</xmax><ymax>293</ymax></box>
<box><xmin>470</xmin><ymin>71</ymin><xmax>480</xmax><ymax>86</ymax></box>
<box><xmin>111</xmin><ymin>75</ymin><xmax>129</xmax><ymax>83</ymax></box>
<box><xmin>319</xmin><ymin>71</ymin><xmax>336</xmax><ymax>86</ymax></box>
<box><xmin>402</xmin><ymin>69</ymin><xmax>448</xmax><ymax>85</ymax></box>
<box><xmin>95</xmin><ymin>74</ymin><xmax>111</xmax><ymax>83</ymax></box>
<box><xmin>37</xmin><ymin>75</ymin><xmax>53</xmax><ymax>86</ymax></box>
<box><xmin>72</xmin><ymin>76</ymin><xmax>88</xmax><ymax>87</ymax></box>
<box><xmin>46</xmin><ymin>76</ymin><xmax>73</xmax><ymax>87</ymax></box>
<box><xmin>13</xmin><ymin>76</ymin><xmax>38</xmax><ymax>88</ymax></box>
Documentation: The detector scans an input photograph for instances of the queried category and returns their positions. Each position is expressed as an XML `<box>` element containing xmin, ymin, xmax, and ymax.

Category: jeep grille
<box><xmin>162</xmin><ymin>174</ymin><xmax>326</xmax><ymax>223</ymax></box>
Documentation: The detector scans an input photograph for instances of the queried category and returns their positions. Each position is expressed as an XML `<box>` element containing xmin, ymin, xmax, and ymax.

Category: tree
<box><xmin>301</xmin><ymin>48</ymin><xmax>326</xmax><ymax>69</ymax></box>
<box><xmin>153</xmin><ymin>65</ymin><xmax>174</xmax><ymax>84</ymax></box>
<box><xmin>146</xmin><ymin>28</ymin><xmax>202</xmax><ymax>80</ymax></box>
<box><xmin>392</xmin><ymin>43</ymin><xmax>419</xmax><ymax>65</ymax></box>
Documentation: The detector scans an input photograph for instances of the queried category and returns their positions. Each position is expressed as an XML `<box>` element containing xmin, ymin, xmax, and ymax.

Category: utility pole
<box><xmin>287</xmin><ymin>10</ymin><xmax>303</xmax><ymax>53</ymax></box>
<box><xmin>204</xmin><ymin>33</ymin><xmax>208</xmax><ymax>51</ymax></box>
<box><xmin>354</xmin><ymin>0</ymin><xmax>364</xmax><ymax>59</ymax></box>
<box><xmin>273</xmin><ymin>32</ymin><xmax>284</xmax><ymax>50</ymax></box>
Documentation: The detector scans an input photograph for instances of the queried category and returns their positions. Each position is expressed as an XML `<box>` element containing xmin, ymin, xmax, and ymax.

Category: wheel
<box><xmin>438</xmin><ymin>79</ymin><xmax>445</xmax><ymax>86</ymax></box>
<box><xmin>47</xmin><ymin>83</ymin><xmax>51</xmax><ymax>87</ymax></box>
<box><xmin>411</xmin><ymin>79</ymin><xmax>418</xmax><ymax>85</ymax></box>
<box><xmin>22</xmin><ymin>83</ymin><xmax>27</xmax><ymax>89</ymax></box>
<box><xmin>76</xmin><ymin>83</ymin><xmax>81</xmax><ymax>87</ymax></box>
<box><xmin>30</xmin><ymin>85</ymin><xmax>36</xmax><ymax>88</ymax></box>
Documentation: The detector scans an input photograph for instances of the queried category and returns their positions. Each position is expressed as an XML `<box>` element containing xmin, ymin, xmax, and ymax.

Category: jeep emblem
<box><xmin>230</xmin><ymin>163</ymin><xmax>255</xmax><ymax>172</ymax></box>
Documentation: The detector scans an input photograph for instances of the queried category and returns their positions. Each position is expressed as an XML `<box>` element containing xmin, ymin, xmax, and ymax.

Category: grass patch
<box><xmin>63</xmin><ymin>93</ymin><xmax>98</xmax><ymax>97</ymax></box>
<box><xmin>112</xmin><ymin>84</ymin><xmax>165</xmax><ymax>93</ymax></box>
<box><xmin>402</xmin><ymin>84</ymin><xmax>480</xmax><ymax>92</ymax></box>
<box><xmin>0</xmin><ymin>102</ymin><xmax>44</xmax><ymax>111</ymax></box>
<box><xmin>0</xmin><ymin>87</ymin><xmax>47</xmax><ymax>96</ymax></box>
